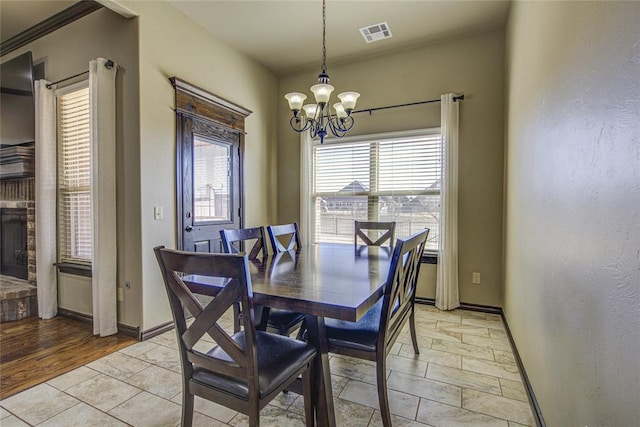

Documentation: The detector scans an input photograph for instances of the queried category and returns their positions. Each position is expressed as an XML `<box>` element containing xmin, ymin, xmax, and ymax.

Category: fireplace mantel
<box><xmin>0</xmin><ymin>143</ymin><xmax>34</xmax><ymax>180</ymax></box>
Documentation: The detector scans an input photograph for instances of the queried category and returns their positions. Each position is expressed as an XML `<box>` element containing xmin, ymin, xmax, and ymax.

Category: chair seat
<box><xmin>192</xmin><ymin>331</ymin><xmax>316</xmax><ymax>399</ymax></box>
<box><xmin>267</xmin><ymin>308</ymin><xmax>306</xmax><ymax>333</ymax></box>
<box><xmin>325</xmin><ymin>300</ymin><xmax>383</xmax><ymax>353</ymax></box>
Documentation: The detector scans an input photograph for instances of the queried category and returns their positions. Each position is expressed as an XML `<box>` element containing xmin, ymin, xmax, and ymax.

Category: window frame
<box><xmin>55</xmin><ymin>80</ymin><xmax>92</xmax><ymax>271</ymax></box>
<box><xmin>308</xmin><ymin>128</ymin><xmax>441</xmax><ymax>259</ymax></box>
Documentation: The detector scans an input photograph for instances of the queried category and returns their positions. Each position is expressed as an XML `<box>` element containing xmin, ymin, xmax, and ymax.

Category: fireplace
<box><xmin>1</xmin><ymin>208</ymin><xmax>28</xmax><ymax>279</ymax></box>
<box><xmin>0</xmin><ymin>178</ymin><xmax>37</xmax><ymax>321</ymax></box>
<box><xmin>0</xmin><ymin>178</ymin><xmax>36</xmax><ymax>285</ymax></box>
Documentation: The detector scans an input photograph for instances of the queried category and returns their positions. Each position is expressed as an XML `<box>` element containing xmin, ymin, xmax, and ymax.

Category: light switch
<box><xmin>117</xmin><ymin>287</ymin><xmax>124</xmax><ymax>301</ymax></box>
<box><xmin>472</xmin><ymin>272</ymin><xmax>481</xmax><ymax>284</ymax></box>
<box><xmin>154</xmin><ymin>206</ymin><xmax>163</xmax><ymax>220</ymax></box>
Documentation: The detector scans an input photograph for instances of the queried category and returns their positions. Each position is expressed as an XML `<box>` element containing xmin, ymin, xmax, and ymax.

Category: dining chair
<box><xmin>354</xmin><ymin>220</ymin><xmax>396</xmax><ymax>249</ymax></box>
<box><xmin>220</xmin><ymin>226</ymin><xmax>268</xmax><ymax>333</ymax></box>
<box><xmin>324</xmin><ymin>228</ymin><xmax>429</xmax><ymax>427</ymax></box>
<box><xmin>220</xmin><ymin>226</ymin><xmax>268</xmax><ymax>260</ymax></box>
<box><xmin>220</xmin><ymin>227</ymin><xmax>306</xmax><ymax>337</ymax></box>
<box><xmin>154</xmin><ymin>246</ymin><xmax>316</xmax><ymax>427</ymax></box>
<box><xmin>265</xmin><ymin>223</ymin><xmax>307</xmax><ymax>340</ymax></box>
<box><xmin>266</xmin><ymin>222</ymin><xmax>301</xmax><ymax>253</ymax></box>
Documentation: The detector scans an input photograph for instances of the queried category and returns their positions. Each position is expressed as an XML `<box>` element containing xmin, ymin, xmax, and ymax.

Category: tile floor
<box><xmin>0</xmin><ymin>305</ymin><xmax>535</xmax><ymax>426</ymax></box>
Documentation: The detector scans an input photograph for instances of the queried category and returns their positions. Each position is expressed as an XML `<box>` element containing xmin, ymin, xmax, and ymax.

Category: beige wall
<box><xmin>1</xmin><ymin>9</ymin><xmax>142</xmax><ymax>326</ymax></box>
<box><xmin>505</xmin><ymin>1</ymin><xmax>640</xmax><ymax>425</ymax></box>
<box><xmin>123</xmin><ymin>1</ymin><xmax>279</xmax><ymax>330</ymax></box>
<box><xmin>278</xmin><ymin>31</ymin><xmax>505</xmax><ymax>306</ymax></box>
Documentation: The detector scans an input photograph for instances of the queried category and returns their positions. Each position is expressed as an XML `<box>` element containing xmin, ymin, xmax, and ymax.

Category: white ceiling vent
<box><xmin>359</xmin><ymin>22</ymin><xmax>393</xmax><ymax>43</ymax></box>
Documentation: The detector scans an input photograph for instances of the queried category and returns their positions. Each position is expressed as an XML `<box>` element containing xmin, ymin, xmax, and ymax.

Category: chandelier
<box><xmin>284</xmin><ymin>0</ymin><xmax>360</xmax><ymax>144</ymax></box>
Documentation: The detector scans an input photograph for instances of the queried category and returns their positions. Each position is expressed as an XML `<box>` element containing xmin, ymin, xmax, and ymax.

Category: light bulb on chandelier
<box><xmin>284</xmin><ymin>0</ymin><xmax>360</xmax><ymax>144</ymax></box>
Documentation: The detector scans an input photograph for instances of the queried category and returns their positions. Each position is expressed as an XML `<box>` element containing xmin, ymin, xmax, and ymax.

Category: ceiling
<box><xmin>0</xmin><ymin>1</ymin><xmax>77</xmax><ymax>42</ymax></box>
<box><xmin>167</xmin><ymin>0</ymin><xmax>511</xmax><ymax>75</ymax></box>
<box><xmin>1</xmin><ymin>1</ymin><xmax>511</xmax><ymax>76</ymax></box>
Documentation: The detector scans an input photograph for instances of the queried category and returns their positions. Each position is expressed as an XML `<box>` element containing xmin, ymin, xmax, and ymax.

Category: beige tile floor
<box><xmin>0</xmin><ymin>305</ymin><xmax>535</xmax><ymax>426</ymax></box>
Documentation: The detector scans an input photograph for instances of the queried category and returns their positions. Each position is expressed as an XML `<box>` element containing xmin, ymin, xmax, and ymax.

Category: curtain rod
<box><xmin>45</xmin><ymin>59</ymin><xmax>115</xmax><ymax>89</ymax></box>
<box><xmin>351</xmin><ymin>94</ymin><xmax>464</xmax><ymax>115</ymax></box>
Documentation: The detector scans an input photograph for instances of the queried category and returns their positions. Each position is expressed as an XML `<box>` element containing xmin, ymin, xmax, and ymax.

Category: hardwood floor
<box><xmin>0</xmin><ymin>316</ymin><xmax>136</xmax><ymax>399</ymax></box>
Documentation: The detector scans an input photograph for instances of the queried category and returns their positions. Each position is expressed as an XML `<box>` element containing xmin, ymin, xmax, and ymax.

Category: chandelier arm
<box><xmin>329</xmin><ymin>115</ymin><xmax>349</xmax><ymax>133</ymax></box>
<box><xmin>327</xmin><ymin>119</ymin><xmax>344</xmax><ymax>138</ymax></box>
<box><xmin>326</xmin><ymin>112</ymin><xmax>354</xmax><ymax>138</ymax></box>
<box><xmin>341</xmin><ymin>116</ymin><xmax>355</xmax><ymax>132</ymax></box>
<box><xmin>303</xmin><ymin>118</ymin><xmax>315</xmax><ymax>133</ymax></box>
<box><xmin>322</xmin><ymin>104</ymin><xmax>337</xmax><ymax>136</ymax></box>
<box><xmin>316</xmin><ymin>104</ymin><xmax>326</xmax><ymax>133</ymax></box>
<box><xmin>310</xmin><ymin>117</ymin><xmax>321</xmax><ymax>139</ymax></box>
<box><xmin>289</xmin><ymin>116</ymin><xmax>313</xmax><ymax>133</ymax></box>
<box><xmin>318</xmin><ymin>103</ymin><xmax>347</xmax><ymax>139</ymax></box>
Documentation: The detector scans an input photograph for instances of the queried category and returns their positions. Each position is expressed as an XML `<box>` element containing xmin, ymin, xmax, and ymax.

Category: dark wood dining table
<box><xmin>184</xmin><ymin>242</ymin><xmax>392</xmax><ymax>427</ymax></box>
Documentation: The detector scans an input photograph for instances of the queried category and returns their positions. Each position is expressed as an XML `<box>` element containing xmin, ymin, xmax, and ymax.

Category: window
<box><xmin>193</xmin><ymin>135</ymin><xmax>231</xmax><ymax>223</ymax></box>
<box><xmin>310</xmin><ymin>129</ymin><xmax>441</xmax><ymax>252</ymax></box>
<box><xmin>57</xmin><ymin>84</ymin><xmax>91</xmax><ymax>265</ymax></box>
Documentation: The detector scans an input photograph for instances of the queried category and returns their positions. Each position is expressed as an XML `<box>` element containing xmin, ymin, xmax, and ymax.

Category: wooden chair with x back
<box><xmin>266</xmin><ymin>223</ymin><xmax>302</xmax><ymax>253</ymax></box>
<box><xmin>264</xmin><ymin>223</ymin><xmax>308</xmax><ymax>339</ymax></box>
<box><xmin>220</xmin><ymin>226</ymin><xmax>306</xmax><ymax>337</ymax></box>
<box><xmin>354</xmin><ymin>220</ymin><xmax>397</xmax><ymax>249</ymax></box>
<box><xmin>220</xmin><ymin>227</ymin><xmax>268</xmax><ymax>333</ymax></box>
<box><xmin>220</xmin><ymin>226</ymin><xmax>268</xmax><ymax>260</ymax></box>
<box><xmin>324</xmin><ymin>228</ymin><xmax>429</xmax><ymax>427</ymax></box>
<box><xmin>154</xmin><ymin>246</ymin><xmax>316</xmax><ymax>427</ymax></box>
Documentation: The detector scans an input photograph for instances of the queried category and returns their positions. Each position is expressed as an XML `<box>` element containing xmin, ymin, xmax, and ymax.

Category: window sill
<box><xmin>56</xmin><ymin>262</ymin><xmax>92</xmax><ymax>277</ymax></box>
<box><xmin>421</xmin><ymin>253</ymin><xmax>438</xmax><ymax>264</ymax></box>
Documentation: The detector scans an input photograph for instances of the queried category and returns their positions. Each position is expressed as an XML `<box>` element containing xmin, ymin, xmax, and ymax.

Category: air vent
<box><xmin>359</xmin><ymin>22</ymin><xmax>393</xmax><ymax>43</ymax></box>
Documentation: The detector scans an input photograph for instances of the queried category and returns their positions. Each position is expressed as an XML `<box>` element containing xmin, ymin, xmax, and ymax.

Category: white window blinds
<box><xmin>311</xmin><ymin>130</ymin><xmax>441</xmax><ymax>251</ymax></box>
<box><xmin>57</xmin><ymin>86</ymin><xmax>92</xmax><ymax>264</ymax></box>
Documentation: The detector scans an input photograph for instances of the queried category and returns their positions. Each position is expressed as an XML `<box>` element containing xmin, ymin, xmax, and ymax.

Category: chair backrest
<box><xmin>220</xmin><ymin>227</ymin><xmax>268</xmax><ymax>259</ymax></box>
<box><xmin>378</xmin><ymin>229</ymin><xmax>429</xmax><ymax>355</ymax></box>
<box><xmin>153</xmin><ymin>246</ymin><xmax>259</xmax><ymax>392</ymax></box>
<box><xmin>266</xmin><ymin>223</ymin><xmax>301</xmax><ymax>253</ymax></box>
<box><xmin>354</xmin><ymin>221</ymin><xmax>396</xmax><ymax>249</ymax></box>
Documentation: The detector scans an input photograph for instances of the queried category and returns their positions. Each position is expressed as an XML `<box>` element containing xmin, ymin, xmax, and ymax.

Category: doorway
<box><xmin>177</xmin><ymin>115</ymin><xmax>241</xmax><ymax>252</ymax></box>
<box><xmin>171</xmin><ymin>77</ymin><xmax>252</xmax><ymax>252</ymax></box>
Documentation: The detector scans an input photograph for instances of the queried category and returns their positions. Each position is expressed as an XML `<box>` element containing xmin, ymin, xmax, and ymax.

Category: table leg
<box><xmin>254</xmin><ymin>305</ymin><xmax>269</xmax><ymax>331</ymax></box>
<box><xmin>305</xmin><ymin>314</ymin><xmax>336</xmax><ymax>427</ymax></box>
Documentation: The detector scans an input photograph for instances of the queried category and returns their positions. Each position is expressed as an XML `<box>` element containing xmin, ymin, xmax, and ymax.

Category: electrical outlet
<box><xmin>472</xmin><ymin>272</ymin><xmax>481</xmax><ymax>284</ymax></box>
<box><xmin>117</xmin><ymin>287</ymin><xmax>124</xmax><ymax>301</ymax></box>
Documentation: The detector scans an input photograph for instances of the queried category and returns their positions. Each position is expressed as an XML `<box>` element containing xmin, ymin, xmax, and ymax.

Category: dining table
<box><xmin>184</xmin><ymin>242</ymin><xmax>392</xmax><ymax>427</ymax></box>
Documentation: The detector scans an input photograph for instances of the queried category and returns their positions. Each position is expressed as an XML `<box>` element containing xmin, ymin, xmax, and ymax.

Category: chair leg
<box><xmin>409</xmin><ymin>309</ymin><xmax>420</xmax><ymax>354</ymax></box>
<box><xmin>248</xmin><ymin>404</ymin><xmax>260</xmax><ymax>427</ymax></box>
<box><xmin>182</xmin><ymin>390</ymin><xmax>195</xmax><ymax>427</ymax></box>
<box><xmin>295</xmin><ymin>319</ymin><xmax>307</xmax><ymax>341</ymax></box>
<box><xmin>233</xmin><ymin>302</ymin><xmax>241</xmax><ymax>333</ymax></box>
<box><xmin>376</xmin><ymin>357</ymin><xmax>392</xmax><ymax>427</ymax></box>
<box><xmin>302</xmin><ymin>366</ymin><xmax>315</xmax><ymax>427</ymax></box>
<box><xmin>248</xmin><ymin>389</ymin><xmax>260</xmax><ymax>427</ymax></box>
<box><xmin>284</xmin><ymin>320</ymin><xmax>309</xmax><ymax>396</ymax></box>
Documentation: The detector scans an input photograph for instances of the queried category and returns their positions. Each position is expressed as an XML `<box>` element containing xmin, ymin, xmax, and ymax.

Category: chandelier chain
<box><xmin>321</xmin><ymin>0</ymin><xmax>327</xmax><ymax>74</ymax></box>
